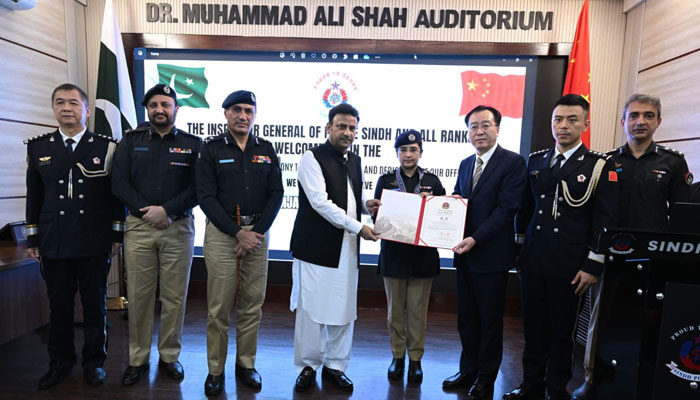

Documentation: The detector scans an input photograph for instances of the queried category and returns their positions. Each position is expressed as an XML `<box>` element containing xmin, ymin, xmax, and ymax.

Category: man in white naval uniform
<box><xmin>289</xmin><ymin>103</ymin><xmax>380</xmax><ymax>393</ymax></box>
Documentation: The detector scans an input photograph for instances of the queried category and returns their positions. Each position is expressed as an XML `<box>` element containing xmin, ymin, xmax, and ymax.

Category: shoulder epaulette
<box><xmin>606</xmin><ymin>148</ymin><xmax>619</xmax><ymax>156</ymax></box>
<box><xmin>587</xmin><ymin>150</ymin><xmax>612</xmax><ymax>160</ymax></box>
<box><xmin>23</xmin><ymin>132</ymin><xmax>52</xmax><ymax>145</ymax></box>
<box><xmin>657</xmin><ymin>144</ymin><xmax>685</xmax><ymax>158</ymax></box>
<box><xmin>94</xmin><ymin>133</ymin><xmax>119</xmax><ymax>143</ymax></box>
<box><xmin>256</xmin><ymin>136</ymin><xmax>271</xmax><ymax>144</ymax></box>
<box><xmin>204</xmin><ymin>134</ymin><xmax>224</xmax><ymax>143</ymax></box>
<box><xmin>125</xmin><ymin>125</ymin><xmax>150</xmax><ymax>135</ymax></box>
<box><xmin>529</xmin><ymin>148</ymin><xmax>549</xmax><ymax>158</ymax></box>
<box><xmin>176</xmin><ymin>129</ymin><xmax>201</xmax><ymax>140</ymax></box>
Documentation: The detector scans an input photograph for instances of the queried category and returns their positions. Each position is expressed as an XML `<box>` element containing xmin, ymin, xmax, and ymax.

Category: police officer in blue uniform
<box><xmin>505</xmin><ymin>95</ymin><xmax>618</xmax><ymax>400</ymax></box>
<box><xmin>26</xmin><ymin>83</ymin><xmax>125</xmax><ymax>390</ymax></box>
<box><xmin>373</xmin><ymin>130</ymin><xmax>445</xmax><ymax>384</ymax></box>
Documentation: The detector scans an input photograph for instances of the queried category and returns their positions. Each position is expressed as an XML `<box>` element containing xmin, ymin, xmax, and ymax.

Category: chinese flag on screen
<box><xmin>459</xmin><ymin>71</ymin><xmax>526</xmax><ymax>118</ymax></box>
<box><xmin>563</xmin><ymin>0</ymin><xmax>591</xmax><ymax>147</ymax></box>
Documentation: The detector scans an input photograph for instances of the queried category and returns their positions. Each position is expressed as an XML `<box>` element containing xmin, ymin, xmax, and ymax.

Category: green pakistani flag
<box><xmin>157</xmin><ymin>64</ymin><xmax>210</xmax><ymax>108</ymax></box>
<box><xmin>94</xmin><ymin>0</ymin><xmax>136</xmax><ymax>139</ymax></box>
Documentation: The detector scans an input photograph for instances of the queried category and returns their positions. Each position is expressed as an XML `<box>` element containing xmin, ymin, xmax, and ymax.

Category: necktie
<box><xmin>65</xmin><ymin>138</ymin><xmax>75</xmax><ymax>156</ymax></box>
<box><xmin>472</xmin><ymin>157</ymin><xmax>483</xmax><ymax>190</ymax></box>
<box><xmin>551</xmin><ymin>153</ymin><xmax>565</xmax><ymax>176</ymax></box>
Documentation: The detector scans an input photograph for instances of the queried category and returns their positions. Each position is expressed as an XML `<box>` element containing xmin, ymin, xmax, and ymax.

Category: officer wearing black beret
<box><xmin>112</xmin><ymin>84</ymin><xmax>201</xmax><ymax>386</ymax></box>
<box><xmin>197</xmin><ymin>90</ymin><xmax>283</xmax><ymax>395</ymax></box>
<box><xmin>26</xmin><ymin>83</ymin><xmax>125</xmax><ymax>389</ymax></box>
<box><xmin>373</xmin><ymin>129</ymin><xmax>445</xmax><ymax>384</ymax></box>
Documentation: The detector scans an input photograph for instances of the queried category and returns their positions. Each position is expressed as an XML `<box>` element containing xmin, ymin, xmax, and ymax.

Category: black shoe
<box><xmin>443</xmin><ymin>371</ymin><xmax>475</xmax><ymax>390</ymax></box>
<box><xmin>387</xmin><ymin>358</ymin><xmax>405</xmax><ymax>381</ymax></box>
<box><xmin>466</xmin><ymin>378</ymin><xmax>494</xmax><ymax>400</ymax></box>
<box><xmin>321</xmin><ymin>366</ymin><xmax>353</xmax><ymax>392</ymax></box>
<box><xmin>121</xmin><ymin>363</ymin><xmax>149</xmax><ymax>386</ymax></box>
<box><xmin>572</xmin><ymin>381</ymin><xmax>590</xmax><ymax>400</ymax></box>
<box><xmin>294</xmin><ymin>366</ymin><xmax>317</xmax><ymax>392</ymax></box>
<box><xmin>204</xmin><ymin>372</ymin><xmax>225</xmax><ymax>396</ymax></box>
<box><xmin>85</xmin><ymin>367</ymin><xmax>106</xmax><ymax>386</ymax></box>
<box><xmin>503</xmin><ymin>382</ymin><xmax>546</xmax><ymax>400</ymax></box>
<box><xmin>235</xmin><ymin>364</ymin><xmax>261</xmax><ymax>389</ymax></box>
<box><xmin>158</xmin><ymin>359</ymin><xmax>184</xmax><ymax>380</ymax></box>
<box><xmin>37</xmin><ymin>368</ymin><xmax>70</xmax><ymax>390</ymax></box>
<box><xmin>407</xmin><ymin>360</ymin><xmax>423</xmax><ymax>383</ymax></box>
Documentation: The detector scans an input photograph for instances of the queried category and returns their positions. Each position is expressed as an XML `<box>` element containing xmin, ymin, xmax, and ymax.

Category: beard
<box><xmin>149</xmin><ymin>113</ymin><xmax>175</xmax><ymax>129</ymax></box>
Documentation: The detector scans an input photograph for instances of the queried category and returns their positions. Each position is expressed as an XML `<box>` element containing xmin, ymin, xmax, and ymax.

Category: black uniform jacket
<box><xmin>609</xmin><ymin>142</ymin><xmax>691</xmax><ymax>230</ymax></box>
<box><xmin>374</xmin><ymin>167</ymin><xmax>445</xmax><ymax>278</ymax></box>
<box><xmin>111</xmin><ymin>124</ymin><xmax>201</xmax><ymax>218</ymax></box>
<box><xmin>515</xmin><ymin>145</ymin><xmax>618</xmax><ymax>280</ymax></box>
<box><xmin>196</xmin><ymin>132</ymin><xmax>283</xmax><ymax>237</ymax></box>
<box><xmin>25</xmin><ymin>130</ymin><xmax>125</xmax><ymax>259</ymax></box>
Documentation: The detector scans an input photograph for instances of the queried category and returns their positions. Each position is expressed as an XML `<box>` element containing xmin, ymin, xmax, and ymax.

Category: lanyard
<box><xmin>395</xmin><ymin>168</ymin><xmax>423</xmax><ymax>193</ymax></box>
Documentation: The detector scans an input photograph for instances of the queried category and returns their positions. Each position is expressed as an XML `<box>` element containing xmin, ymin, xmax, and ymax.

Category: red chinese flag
<box><xmin>563</xmin><ymin>0</ymin><xmax>591</xmax><ymax>147</ymax></box>
<box><xmin>459</xmin><ymin>71</ymin><xmax>526</xmax><ymax>118</ymax></box>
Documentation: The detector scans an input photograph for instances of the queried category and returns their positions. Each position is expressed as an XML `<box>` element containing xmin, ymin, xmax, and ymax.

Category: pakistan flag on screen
<box><xmin>157</xmin><ymin>64</ymin><xmax>210</xmax><ymax>108</ymax></box>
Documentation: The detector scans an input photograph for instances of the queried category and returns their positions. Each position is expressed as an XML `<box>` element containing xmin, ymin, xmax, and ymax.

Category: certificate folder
<box><xmin>374</xmin><ymin>189</ymin><xmax>468</xmax><ymax>249</ymax></box>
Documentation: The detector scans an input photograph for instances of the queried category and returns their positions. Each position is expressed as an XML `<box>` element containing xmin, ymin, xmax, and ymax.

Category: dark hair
<box><xmin>328</xmin><ymin>103</ymin><xmax>360</xmax><ymax>124</ymax></box>
<box><xmin>464</xmin><ymin>105</ymin><xmax>502</xmax><ymax>126</ymax></box>
<box><xmin>622</xmin><ymin>93</ymin><xmax>661</xmax><ymax>119</ymax></box>
<box><xmin>52</xmin><ymin>83</ymin><xmax>88</xmax><ymax>105</ymax></box>
<box><xmin>554</xmin><ymin>94</ymin><xmax>589</xmax><ymax>113</ymax></box>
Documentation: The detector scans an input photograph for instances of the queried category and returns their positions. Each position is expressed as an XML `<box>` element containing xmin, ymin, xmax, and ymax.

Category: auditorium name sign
<box><xmin>145</xmin><ymin>2</ymin><xmax>554</xmax><ymax>30</ymax></box>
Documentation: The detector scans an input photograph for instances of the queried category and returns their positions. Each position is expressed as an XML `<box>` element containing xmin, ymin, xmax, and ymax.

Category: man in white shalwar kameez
<box><xmin>289</xmin><ymin>103</ymin><xmax>380</xmax><ymax>393</ymax></box>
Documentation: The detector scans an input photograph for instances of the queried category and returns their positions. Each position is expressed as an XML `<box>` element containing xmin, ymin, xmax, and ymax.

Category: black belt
<box><xmin>129</xmin><ymin>211</ymin><xmax>191</xmax><ymax>221</ymax></box>
<box><xmin>231</xmin><ymin>213</ymin><xmax>261</xmax><ymax>226</ymax></box>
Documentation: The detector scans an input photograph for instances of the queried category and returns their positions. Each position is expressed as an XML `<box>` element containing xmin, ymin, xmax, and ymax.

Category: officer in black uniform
<box><xmin>373</xmin><ymin>130</ymin><xmax>445</xmax><ymax>384</ymax></box>
<box><xmin>572</xmin><ymin>93</ymin><xmax>692</xmax><ymax>400</ymax></box>
<box><xmin>197</xmin><ymin>90</ymin><xmax>283</xmax><ymax>396</ymax></box>
<box><xmin>505</xmin><ymin>95</ymin><xmax>618</xmax><ymax>400</ymax></box>
<box><xmin>26</xmin><ymin>83</ymin><xmax>125</xmax><ymax>390</ymax></box>
<box><xmin>111</xmin><ymin>84</ymin><xmax>202</xmax><ymax>386</ymax></box>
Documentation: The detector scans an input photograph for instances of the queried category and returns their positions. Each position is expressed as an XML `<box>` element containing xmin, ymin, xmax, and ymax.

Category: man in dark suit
<box><xmin>505</xmin><ymin>95</ymin><xmax>617</xmax><ymax>400</ymax></box>
<box><xmin>25</xmin><ymin>83</ymin><xmax>125</xmax><ymax>390</ymax></box>
<box><xmin>443</xmin><ymin>105</ymin><xmax>527</xmax><ymax>400</ymax></box>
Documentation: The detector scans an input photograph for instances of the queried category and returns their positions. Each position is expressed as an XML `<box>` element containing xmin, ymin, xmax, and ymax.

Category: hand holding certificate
<box><xmin>373</xmin><ymin>189</ymin><xmax>468</xmax><ymax>249</ymax></box>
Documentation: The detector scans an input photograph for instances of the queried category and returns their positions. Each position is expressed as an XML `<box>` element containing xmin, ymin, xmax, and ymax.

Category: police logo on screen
<box><xmin>665</xmin><ymin>325</ymin><xmax>700</xmax><ymax>382</ymax></box>
<box><xmin>313</xmin><ymin>72</ymin><xmax>358</xmax><ymax>118</ymax></box>
<box><xmin>609</xmin><ymin>233</ymin><xmax>635</xmax><ymax>255</ymax></box>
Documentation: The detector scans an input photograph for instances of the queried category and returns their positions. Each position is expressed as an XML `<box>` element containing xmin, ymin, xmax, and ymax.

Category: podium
<box><xmin>593</xmin><ymin>228</ymin><xmax>700</xmax><ymax>399</ymax></box>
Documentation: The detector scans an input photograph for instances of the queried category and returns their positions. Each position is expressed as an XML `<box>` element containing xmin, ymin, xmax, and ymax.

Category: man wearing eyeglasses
<box><xmin>443</xmin><ymin>105</ymin><xmax>527</xmax><ymax>400</ymax></box>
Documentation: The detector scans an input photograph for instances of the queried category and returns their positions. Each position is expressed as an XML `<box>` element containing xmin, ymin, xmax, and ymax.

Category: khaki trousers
<box><xmin>124</xmin><ymin>215</ymin><xmax>195</xmax><ymax>366</ymax></box>
<box><xmin>204</xmin><ymin>221</ymin><xmax>268</xmax><ymax>374</ymax></box>
<box><xmin>383</xmin><ymin>276</ymin><xmax>433</xmax><ymax>360</ymax></box>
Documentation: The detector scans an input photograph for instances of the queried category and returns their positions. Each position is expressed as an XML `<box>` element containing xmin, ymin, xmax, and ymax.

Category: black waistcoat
<box><xmin>291</xmin><ymin>141</ymin><xmax>363</xmax><ymax>268</ymax></box>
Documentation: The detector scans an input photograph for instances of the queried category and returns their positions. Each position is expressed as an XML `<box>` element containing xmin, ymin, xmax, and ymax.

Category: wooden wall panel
<box><xmin>589</xmin><ymin>0</ymin><xmax>625</xmax><ymax>151</ymax></box>
<box><xmin>639</xmin><ymin>0</ymin><xmax>700</xmax><ymax>71</ymax></box>
<box><xmin>0</xmin><ymin>198</ymin><xmax>26</xmax><ymax>228</ymax></box>
<box><xmin>0</xmin><ymin>120</ymin><xmax>53</xmax><ymax>200</ymax></box>
<box><xmin>0</xmin><ymin>0</ymin><xmax>67</xmax><ymax>60</ymax></box>
<box><xmin>636</xmin><ymin>50</ymin><xmax>700</xmax><ymax>143</ymax></box>
<box><xmin>614</xmin><ymin>2</ymin><xmax>644</xmax><ymax>147</ymax></box>
<box><xmin>0</xmin><ymin>41</ymin><xmax>67</xmax><ymax>126</ymax></box>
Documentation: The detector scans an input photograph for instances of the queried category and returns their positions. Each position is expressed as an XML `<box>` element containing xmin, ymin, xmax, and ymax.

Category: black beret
<box><xmin>141</xmin><ymin>84</ymin><xmax>177</xmax><ymax>106</ymax></box>
<box><xmin>394</xmin><ymin>129</ymin><xmax>423</xmax><ymax>149</ymax></box>
<box><xmin>222</xmin><ymin>90</ymin><xmax>257</xmax><ymax>109</ymax></box>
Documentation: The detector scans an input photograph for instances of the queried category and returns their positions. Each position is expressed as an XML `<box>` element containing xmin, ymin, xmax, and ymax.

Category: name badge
<box><xmin>219</xmin><ymin>159</ymin><xmax>234</xmax><ymax>164</ymax></box>
<box><xmin>134</xmin><ymin>147</ymin><xmax>149</xmax><ymax>152</ymax></box>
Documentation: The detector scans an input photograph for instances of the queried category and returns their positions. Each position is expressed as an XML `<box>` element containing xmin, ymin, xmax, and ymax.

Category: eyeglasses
<box><xmin>468</xmin><ymin>123</ymin><xmax>496</xmax><ymax>132</ymax></box>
